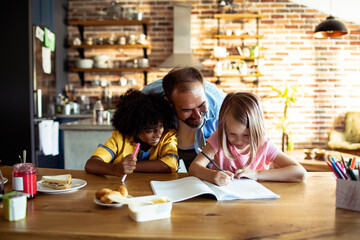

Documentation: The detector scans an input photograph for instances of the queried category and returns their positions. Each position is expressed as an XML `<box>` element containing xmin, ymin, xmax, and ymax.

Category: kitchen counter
<box><xmin>56</xmin><ymin>113</ymin><xmax>93</xmax><ymax>119</ymax></box>
<box><xmin>59</xmin><ymin>118</ymin><xmax>113</xmax><ymax>131</ymax></box>
<box><xmin>60</xmin><ymin>119</ymin><xmax>113</xmax><ymax>170</ymax></box>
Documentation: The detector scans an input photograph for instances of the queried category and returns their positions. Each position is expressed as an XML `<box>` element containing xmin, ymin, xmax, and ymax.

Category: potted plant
<box><xmin>268</xmin><ymin>83</ymin><xmax>299</xmax><ymax>152</ymax></box>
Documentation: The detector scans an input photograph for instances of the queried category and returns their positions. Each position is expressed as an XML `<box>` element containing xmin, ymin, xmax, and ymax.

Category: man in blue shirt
<box><xmin>142</xmin><ymin>67</ymin><xmax>226</xmax><ymax>170</ymax></box>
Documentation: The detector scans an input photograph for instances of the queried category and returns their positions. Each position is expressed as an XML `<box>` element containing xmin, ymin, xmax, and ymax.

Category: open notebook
<box><xmin>150</xmin><ymin>176</ymin><xmax>280</xmax><ymax>202</ymax></box>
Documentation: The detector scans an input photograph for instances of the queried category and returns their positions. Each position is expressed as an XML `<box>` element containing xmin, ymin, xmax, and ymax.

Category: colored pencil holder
<box><xmin>336</xmin><ymin>179</ymin><xmax>360</xmax><ymax>212</ymax></box>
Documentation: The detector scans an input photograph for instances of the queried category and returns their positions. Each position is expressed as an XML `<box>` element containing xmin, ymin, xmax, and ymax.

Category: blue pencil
<box><xmin>331</xmin><ymin>160</ymin><xmax>347</xmax><ymax>180</ymax></box>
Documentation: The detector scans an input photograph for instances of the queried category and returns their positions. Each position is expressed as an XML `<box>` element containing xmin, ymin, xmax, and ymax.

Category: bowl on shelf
<box><xmin>75</xmin><ymin>59</ymin><xmax>94</xmax><ymax>69</ymax></box>
<box><xmin>138</xmin><ymin>58</ymin><xmax>149</xmax><ymax>68</ymax></box>
<box><xmin>94</xmin><ymin>62</ymin><xmax>108</xmax><ymax>69</ymax></box>
<box><xmin>93</xmin><ymin>55</ymin><xmax>110</xmax><ymax>62</ymax></box>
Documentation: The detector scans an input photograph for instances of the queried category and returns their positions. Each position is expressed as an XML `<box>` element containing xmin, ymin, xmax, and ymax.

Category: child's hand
<box><xmin>214</xmin><ymin>170</ymin><xmax>234</xmax><ymax>186</ymax></box>
<box><xmin>116</xmin><ymin>154</ymin><xmax>137</xmax><ymax>176</ymax></box>
<box><xmin>234</xmin><ymin>168</ymin><xmax>258</xmax><ymax>180</ymax></box>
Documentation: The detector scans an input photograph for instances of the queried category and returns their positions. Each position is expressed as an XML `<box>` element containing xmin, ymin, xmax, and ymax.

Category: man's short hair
<box><xmin>162</xmin><ymin>66</ymin><xmax>204</xmax><ymax>102</ymax></box>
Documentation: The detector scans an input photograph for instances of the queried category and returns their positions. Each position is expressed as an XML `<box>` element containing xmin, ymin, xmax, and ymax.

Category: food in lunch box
<box><xmin>151</xmin><ymin>198</ymin><xmax>169</xmax><ymax>204</ymax></box>
<box><xmin>41</xmin><ymin>174</ymin><xmax>72</xmax><ymax>190</ymax></box>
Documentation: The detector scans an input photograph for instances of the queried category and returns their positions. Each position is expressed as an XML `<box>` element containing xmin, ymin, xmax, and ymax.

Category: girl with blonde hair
<box><xmin>189</xmin><ymin>92</ymin><xmax>306</xmax><ymax>186</ymax></box>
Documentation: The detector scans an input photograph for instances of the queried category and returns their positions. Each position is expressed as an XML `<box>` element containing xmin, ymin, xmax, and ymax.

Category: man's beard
<box><xmin>178</xmin><ymin>112</ymin><xmax>206</xmax><ymax>129</ymax></box>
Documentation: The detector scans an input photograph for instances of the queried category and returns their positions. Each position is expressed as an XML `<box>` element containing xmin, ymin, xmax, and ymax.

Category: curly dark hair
<box><xmin>112</xmin><ymin>88</ymin><xmax>175</xmax><ymax>139</ymax></box>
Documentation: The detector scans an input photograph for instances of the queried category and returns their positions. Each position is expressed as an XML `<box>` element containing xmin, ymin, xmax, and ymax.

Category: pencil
<box><xmin>347</xmin><ymin>158</ymin><xmax>353</xmax><ymax>169</ymax></box>
<box><xmin>339</xmin><ymin>155</ymin><xmax>348</xmax><ymax>174</ymax></box>
<box><xmin>331</xmin><ymin>161</ymin><xmax>344</xmax><ymax>179</ymax></box>
<box><xmin>350</xmin><ymin>156</ymin><xmax>356</xmax><ymax>170</ymax></box>
<box><xmin>334</xmin><ymin>161</ymin><xmax>348</xmax><ymax>180</ymax></box>
<box><xmin>325</xmin><ymin>158</ymin><xmax>340</xmax><ymax>179</ymax></box>
<box><xmin>347</xmin><ymin>168</ymin><xmax>358</xmax><ymax>181</ymax></box>
<box><xmin>197</xmin><ymin>147</ymin><xmax>224</xmax><ymax>172</ymax></box>
<box><xmin>121</xmin><ymin>143</ymin><xmax>140</xmax><ymax>182</ymax></box>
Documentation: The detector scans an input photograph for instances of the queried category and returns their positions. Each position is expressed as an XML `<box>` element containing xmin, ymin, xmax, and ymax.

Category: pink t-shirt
<box><xmin>206</xmin><ymin>130</ymin><xmax>280</xmax><ymax>172</ymax></box>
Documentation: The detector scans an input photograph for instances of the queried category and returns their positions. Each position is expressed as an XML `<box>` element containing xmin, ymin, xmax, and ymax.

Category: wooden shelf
<box><xmin>69</xmin><ymin>19</ymin><xmax>151</xmax><ymax>86</ymax></box>
<box><xmin>214</xmin><ymin>34</ymin><xmax>263</xmax><ymax>39</ymax></box>
<box><xmin>214</xmin><ymin>73</ymin><xmax>264</xmax><ymax>78</ymax></box>
<box><xmin>214</xmin><ymin>55</ymin><xmax>263</xmax><ymax>60</ymax></box>
<box><xmin>70</xmin><ymin>19</ymin><xmax>150</xmax><ymax>26</ymax></box>
<box><xmin>209</xmin><ymin>80</ymin><xmax>231</xmax><ymax>87</ymax></box>
<box><xmin>214</xmin><ymin>13</ymin><xmax>264</xmax><ymax>20</ymax></box>
<box><xmin>213</xmin><ymin>13</ymin><xmax>263</xmax><ymax>86</ymax></box>
<box><xmin>70</xmin><ymin>44</ymin><xmax>152</xmax><ymax>49</ymax></box>
<box><xmin>71</xmin><ymin>67</ymin><xmax>153</xmax><ymax>73</ymax></box>
<box><xmin>70</xmin><ymin>67</ymin><xmax>154</xmax><ymax>86</ymax></box>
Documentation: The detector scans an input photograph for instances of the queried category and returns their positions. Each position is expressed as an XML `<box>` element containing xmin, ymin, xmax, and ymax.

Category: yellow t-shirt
<box><xmin>92</xmin><ymin>129</ymin><xmax>179</xmax><ymax>172</ymax></box>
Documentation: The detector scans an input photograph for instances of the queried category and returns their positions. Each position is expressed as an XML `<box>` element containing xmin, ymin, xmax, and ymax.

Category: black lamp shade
<box><xmin>314</xmin><ymin>16</ymin><xmax>348</xmax><ymax>38</ymax></box>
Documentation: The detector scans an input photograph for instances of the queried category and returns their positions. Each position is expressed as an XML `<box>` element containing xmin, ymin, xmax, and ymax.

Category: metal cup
<box><xmin>73</xmin><ymin>103</ymin><xmax>80</xmax><ymax>114</ymax></box>
<box><xmin>64</xmin><ymin>104</ymin><xmax>71</xmax><ymax>115</ymax></box>
<box><xmin>136</xmin><ymin>12</ymin><xmax>143</xmax><ymax>21</ymax></box>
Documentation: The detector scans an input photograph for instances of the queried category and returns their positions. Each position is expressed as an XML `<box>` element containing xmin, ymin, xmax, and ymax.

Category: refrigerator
<box><xmin>32</xmin><ymin>25</ymin><xmax>61</xmax><ymax>168</ymax></box>
<box><xmin>0</xmin><ymin>25</ymin><xmax>59</xmax><ymax>168</ymax></box>
<box><xmin>0</xmin><ymin>0</ymin><xmax>67</xmax><ymax>168</ymax></box>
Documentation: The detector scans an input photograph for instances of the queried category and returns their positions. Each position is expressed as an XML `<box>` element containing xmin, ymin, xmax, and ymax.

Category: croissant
<box><xmin>115</xmin><ymin>185</ymin><xmax>128</xmax><ymax>198</ymax></box>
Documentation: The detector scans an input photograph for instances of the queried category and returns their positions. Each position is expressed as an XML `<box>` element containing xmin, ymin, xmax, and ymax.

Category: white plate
<box><xmin>37</xmin><ymin>178</ymin><xmax>87</xmax><ymax>194</ymax></box>
<box><xmin>94</xmin><ymin>198</ymin><xmax>124</xmax><ymax>207</ymax></box>
<box><xmin>94</xmin><ymin>195</ymin><xmax>132</xmax><ymax>207</ymax></box>
<box><xmin>1</xmin><ymin>177</ymin><xmax>8</xmax><ymax>184</ymax></box>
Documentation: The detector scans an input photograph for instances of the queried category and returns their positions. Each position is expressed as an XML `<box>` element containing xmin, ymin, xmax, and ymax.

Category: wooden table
<box><xmin>1</xmin><ymin>166</ymin><xmax>359</xmax><ymax>239</ymax></box>
<box><xmin>287</xmin><ymin>149</ymin><xmax>358</xmax><ymax>172</ymax></box>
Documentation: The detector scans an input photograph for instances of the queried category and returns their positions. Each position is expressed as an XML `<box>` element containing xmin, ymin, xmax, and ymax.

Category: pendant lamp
<box><xmin>314</xmin><ymin>15</ymin><xmax>348</xmax><ymax>38</ymax></box>
<box><xmin>313</xmin><ymin>0</ymin><xmax>348</xmax><ymax>38</ymax></box>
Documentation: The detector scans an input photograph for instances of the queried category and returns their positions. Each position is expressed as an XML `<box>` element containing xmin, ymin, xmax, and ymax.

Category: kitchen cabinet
<box><xmin>59</xmin><ymin>119</ymin><xmax>112</xmax><ymax>170</ymax></box>
<box><xmin>213</xmin><ymin>13</ymin><xmax>264</xmax><ymax>85</ymax></box>
<box><xmin>69</xmin><ymin>19</ymin><xmax>152</xmax><ymax>86</ymax></box>
<box><xmin>32</xmin><ymin>0</ymin><xmax>54</xmax><ymax>31</ymax></box>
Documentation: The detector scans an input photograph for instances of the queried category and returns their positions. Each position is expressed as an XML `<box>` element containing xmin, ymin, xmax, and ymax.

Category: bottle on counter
<box><xmin>93</xmin><ymin>100</ymin><xmax>104</xmax><ymax>123</ymax></box>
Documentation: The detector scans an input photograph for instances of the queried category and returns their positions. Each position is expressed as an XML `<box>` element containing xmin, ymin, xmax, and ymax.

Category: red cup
<box><xmin>12</xmin><ymin>163</ymin><xmax>37</xmax><ymax>199</ymax></box>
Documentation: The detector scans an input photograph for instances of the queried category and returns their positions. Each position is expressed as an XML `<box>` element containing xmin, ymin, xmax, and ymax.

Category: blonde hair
<box><xmin>218</xmin><ymin>92</ymin><xmax>266</xmax><ymax>167</ymax></box>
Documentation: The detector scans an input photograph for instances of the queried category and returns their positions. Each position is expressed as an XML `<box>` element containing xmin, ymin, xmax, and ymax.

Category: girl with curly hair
<box><xmin>85</xmin><ymin>89</ymin><xmax>178</xmax><ymax>177</ymax></box>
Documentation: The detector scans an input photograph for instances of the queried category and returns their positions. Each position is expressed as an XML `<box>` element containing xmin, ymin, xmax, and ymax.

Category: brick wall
<box><xmin>67</xmin><ymin>0</ymin><xmax>360</xmax><ymax>149</ymax></box>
